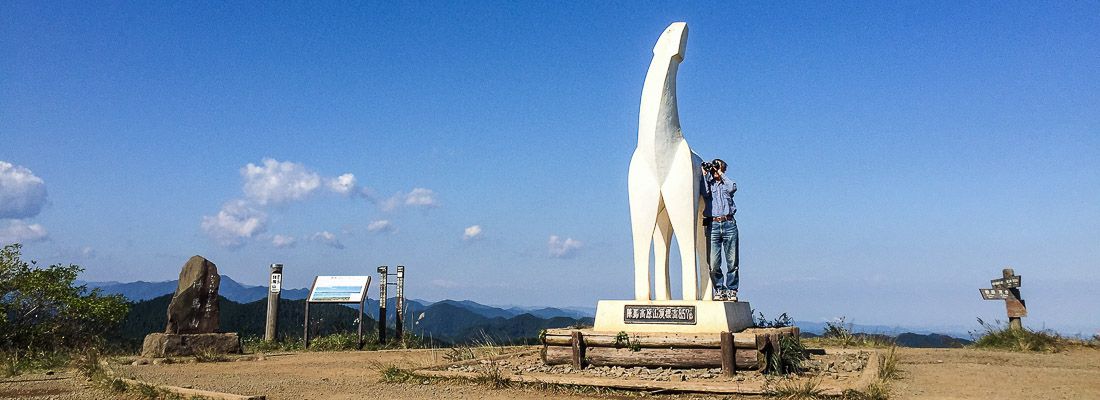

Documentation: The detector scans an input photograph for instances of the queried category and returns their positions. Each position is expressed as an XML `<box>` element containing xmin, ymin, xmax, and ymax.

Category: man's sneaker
<box><xmin>713</xmin><ymin>290</ymin><xmax>726</xmax><ymax>301</ymax></box>
<box><xmin>728</xmin><ymin>290</ymin><xmax>738</xmax><ymax>302</ymax></box>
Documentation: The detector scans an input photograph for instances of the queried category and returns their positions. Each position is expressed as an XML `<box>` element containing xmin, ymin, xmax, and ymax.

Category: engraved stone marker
<box><xmin>165</xmin><ymin>255</ymin><xmax>221</xmax><ymax>334</ymax></box>
<box><xmin>141</xmin><ymin>255</ymin><xmax>240</xmax><ymax>358</ymax></box>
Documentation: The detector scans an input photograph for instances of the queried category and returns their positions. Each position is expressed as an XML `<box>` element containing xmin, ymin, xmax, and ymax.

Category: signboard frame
<box><xmin>623</xmin><ymin>305</ymin><xmax>697</xmax><ymax>325</ymax></box>
<box><xmin>303</xmin><ymin>275</ymin><xmax>372</xmax><ymax>349</ymax></box>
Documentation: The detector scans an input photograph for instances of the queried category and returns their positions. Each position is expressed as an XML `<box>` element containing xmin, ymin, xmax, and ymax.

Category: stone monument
<box><xmin>141</xmin><ymin>255</ymin><xmax>242</xmax><ymax>358</ymax></box>
<box><xmin>593</xmin><ymin>22</ymin><xmax>753</xmax><ymax>334</ymax></box>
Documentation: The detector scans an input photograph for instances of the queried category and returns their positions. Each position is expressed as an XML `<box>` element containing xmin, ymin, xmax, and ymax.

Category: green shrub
<box><xmin>308</xmin><ymin>332</ymin><xmax>362</xmax><ymax>351</ymax></box>
<box><xmin>767</xmin><ymin>335</ymin><xmax>807</xmax><ymax>375</ymax></box>
<box><xmin>971</xmin><ymin>318</ymin><xmax>1062</xmax><ymax>352</ymax></box>
<box><xmin>377</xmin><ymin>364</ymin><xmax>416</xmax><ymax>383</ymax></box>
<box><xmin>0</xmin><ymin>244</ymin><xmax>129</xmax><ymax>375</ymax></box>
<box><xmin>756</xmin><ymin>312</ymin><xmax>793</xmax><ymax>328</ymax></box>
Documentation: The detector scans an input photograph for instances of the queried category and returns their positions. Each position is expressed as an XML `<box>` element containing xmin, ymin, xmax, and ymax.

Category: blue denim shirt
<box><xmin>702</xmin><ymin>174</ymin><xmax>737</xmax><ymax>217</ymax></box>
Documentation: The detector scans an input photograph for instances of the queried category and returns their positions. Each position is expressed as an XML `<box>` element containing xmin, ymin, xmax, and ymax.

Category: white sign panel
<box><xmin>308</xmin><ymin>276</ymin><xmax>371</xmax><ymax>303</ymax></box>
<box><xmin>270</xmin><ymin>273</ymin><xmax>282</xmax><ymax>293</ymax></box>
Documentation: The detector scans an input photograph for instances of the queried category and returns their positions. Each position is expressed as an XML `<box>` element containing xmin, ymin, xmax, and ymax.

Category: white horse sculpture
<box><xmin>628</xmin><ymin>22</ymin><xmax>712</xmax><ymax>302</ymax></box>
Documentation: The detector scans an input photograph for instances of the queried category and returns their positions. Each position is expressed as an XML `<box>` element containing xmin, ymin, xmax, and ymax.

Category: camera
<box><xmin>701</xmin><ymin>160</ymin><xmax>720</xmax><ymax>174</ymax></box>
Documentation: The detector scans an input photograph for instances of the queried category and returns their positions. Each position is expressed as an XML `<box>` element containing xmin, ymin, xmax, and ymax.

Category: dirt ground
<box><xmin>4</xmin><ymin>346</ymin><xmax>1100</xmax><ymax>399</ymax></box>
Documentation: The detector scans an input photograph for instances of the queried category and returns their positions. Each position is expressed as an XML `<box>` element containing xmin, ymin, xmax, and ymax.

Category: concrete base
<box><xmin>593</xmin><ymin>300</ymin><xmax>753</xmax><ymax>334</ymax></box>
<box><xmin>141</xmin><ymin>333</ymin><xmax>242</xmax><ymax>358</ymax></box>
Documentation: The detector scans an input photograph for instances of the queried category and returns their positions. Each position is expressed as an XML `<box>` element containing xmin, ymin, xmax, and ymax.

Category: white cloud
<box><xmin>405</xmin><ymin>188</ymin><xmax>439</xmax><ymax>207</ymax></box>
<box><xmin>548</xmin><ymin>235</ymin><xmax>583</xmax><ymax>258</ymax></box>
<box><xmin>429</xmin><ymin>279</ymin><xmax>462</xmax><ymax>288</ymax></box>
<box><xmin>0</xmin><ymin>220</ymin><xmax>48</xmax><ymax>245</ymax></box>
<box><xmin>463</xmin><ymin>225</ymin><xmax>483</xmax><ymax>240</ymax></box>
<box><xmin>241</xmin><ymin>158</ymin><xmax>322</xmax><ymax>205</ymax></box>
<box><xmin>0</xmin><ymin>161</ymin><xmax>48</xmax><ymax>219</ymax></box>
<box><xmin>271</xmin><ymin>234</ymin><xmax>297</xmax><ymax>248</ymax></box>
<box><xmin>366</xmin><ymin>220</ymin><xmax>395</xmax><ymax>233</ymax></box>
<box><xmin>201</xmin><ymin>200</ymin><xmax>268</xmax><ymax>248</ymax></box>
<box><xmin>311</xmin><ymin>231</ymin><xmax>345</xmax><ymax>249</ymax></box>
<box><xmin>380</xmin><ymin>188</ymin><xmax>440</xmax><ymax>211</ymax></box>
<box><xmin>327</xmin><ymin>173</ymin><xmax>357</xmax><ymax>196</ymax></box>
<box><xmin>80</xmin><ymin>246</ymin><xmax>96</xmax><ymax>258</ymax></box>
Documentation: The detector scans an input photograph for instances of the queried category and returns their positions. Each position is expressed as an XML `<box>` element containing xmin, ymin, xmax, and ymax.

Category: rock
<box><xmin>131</xmin><ymin>358</ymin><xmax>150</xmax><ymax>366</ymax></box>
<box><xmin>140</xmin><ymin>332</ymin><xmax>242</xmax><ymax>358</ymax></box>
<box><xmin>165</xmin><ymin>256</ymin><xmax>221</xmax><ymax>334</ymax></box>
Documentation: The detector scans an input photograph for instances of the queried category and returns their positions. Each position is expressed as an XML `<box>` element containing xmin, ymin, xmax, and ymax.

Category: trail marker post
<box><xmin>395</xmin><ymin>266</ymin><xmax>405</xmax><ymax>340</ymax></box>
<box><xmin>377</xmin><ymin>266</ymin><xmax>388</xmax><ymax>345</ymax></box>
<box><xmin>979</xmin><ymin>268</ymin><xmax>1026</xmax><ymax>330</ymax></box>
<box><xmin>264</xmin><ymin>263</ymin><xmax>283</xmax><ymax>342</ymax></box>
<box><xmin>376</xmin><ymin>265</ymin><xmax>407</xmax><ymax>345</ymax></box>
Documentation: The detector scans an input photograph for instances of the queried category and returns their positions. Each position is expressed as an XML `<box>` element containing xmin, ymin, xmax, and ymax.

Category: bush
<box><xmin>0</xmin><ymin>243</ymin><xmax>129</xmax><ymax>374</ymax></box>
<box><xmin>756</xmin><ymin>312</ymin><xmax>793</xmax><ymax>328</ymax></box>
<box><xmin>971</xmin><ymin>318</ymin><xmax>1062</xmax><ymax>352</ymax></box>
<box><xmin>308</xmin><ymin>332</ymin><xmax>362</xmax><ymax>351</ymax></box>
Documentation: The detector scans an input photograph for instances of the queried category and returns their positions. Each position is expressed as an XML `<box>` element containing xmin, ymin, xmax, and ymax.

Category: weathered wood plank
<box><xmin>118</xmin><ymin>378</ymin><xmax>264</xmax><ymax>400</ymax></box>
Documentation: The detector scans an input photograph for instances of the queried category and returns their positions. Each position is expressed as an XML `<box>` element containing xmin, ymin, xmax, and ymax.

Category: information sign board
<box><xmin>308</xmin><ymin>276</ymin><xmax>371</xmax><ymax>302</ymax></box>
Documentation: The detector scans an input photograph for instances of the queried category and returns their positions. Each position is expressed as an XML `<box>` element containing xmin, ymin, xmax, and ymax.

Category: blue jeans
<box><xmin>708</xmin><ymin>218</ymin><xmax>739</xmax><ymax>292</ymax></box>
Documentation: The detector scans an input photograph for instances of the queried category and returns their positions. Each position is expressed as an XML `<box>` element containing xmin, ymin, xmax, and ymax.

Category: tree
<box><xmin>0</xmin><ymin>243</ymin><xmax>129</xmax><ymax>359</ymax></box>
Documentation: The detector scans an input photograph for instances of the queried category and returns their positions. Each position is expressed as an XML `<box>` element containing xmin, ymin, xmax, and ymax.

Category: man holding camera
<box><xmin>701</xmin><ymin>159</ymin><xmax>739</xmax><ymax>301</ymax></box>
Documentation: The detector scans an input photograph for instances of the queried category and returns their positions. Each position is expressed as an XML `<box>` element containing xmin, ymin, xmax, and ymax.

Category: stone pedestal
<box><xmin>593</xmin><ymin>300</ymin><xmax>753</xmax><ymax>334</ymax></box>
<box><xmin>141</xmin><ymin>333</ymin><xmax>242</xmax><ymax>358</ymax></box>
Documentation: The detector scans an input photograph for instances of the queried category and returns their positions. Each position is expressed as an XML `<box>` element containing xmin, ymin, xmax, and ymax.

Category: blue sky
<box><xmin>2</xmin><ymin>2</ymin><xmax>1097</xmax><ymax>334</ymax></box>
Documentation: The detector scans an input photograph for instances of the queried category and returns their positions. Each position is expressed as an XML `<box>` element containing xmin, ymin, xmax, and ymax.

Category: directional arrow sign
<box><xmin>991</xmin><ymin>275</ymin><xmax>1021</xmax><ymax>289</ymax></box>
<box><xmin>980</xmin><ymin>288</ymin><xmax>1013</xmax><ymax>300</ymax></box>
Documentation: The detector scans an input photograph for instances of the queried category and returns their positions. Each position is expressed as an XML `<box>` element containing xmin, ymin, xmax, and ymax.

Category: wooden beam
<box><xmin>720</xmin><ymin>331</ymin><xmax>735</xmax><ymax>377</ymax></box>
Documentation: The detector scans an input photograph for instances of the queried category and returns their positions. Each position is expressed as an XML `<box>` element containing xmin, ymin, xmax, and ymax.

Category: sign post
<box><xmin>377</xmin><ymin>266</ymin><xmax>388</xmax><ymax>345</ymax></box>
<box><xmin>303</xmin><ymin>275</ymin><xmax>372</xmax><ymax>349</ymax></box>
<box><xmin>395</xmin><ymin>265</ymin><xmax>405</xmax><ymax>340</ymax></box>
<box><xmin>978</xmin><ymin>268</ymin><xmax>1026</xmax><ymax>330</ymax></box>
<box><xmin>264</xmin><ymin>263</ymin><xmax>283</xmax><ymax>342</ymax></box>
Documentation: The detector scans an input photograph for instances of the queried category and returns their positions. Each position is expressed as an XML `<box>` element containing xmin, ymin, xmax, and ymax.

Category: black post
<box><xmin>358</xmin><ymin>296</ymin><xmax>365</xmax><ymax>349</ymax></box>
<box><xmin>377</xmin><ymin>266</ymin><xmax>388</xmax><ymax>345</ymax></box>
<box><xmin>303</xmin><ymin>276</ymin><xmax>318</xmax><ymax>349</ymax></box>
<box><xmin>395</xmin><ymin>265</ymin><xmax>405</xmax><ymax>342</ymax></box>
<box><xmin>303</xmin><ymin>301</ymin><xmax>311</xmax><ymax>349</ymax></box>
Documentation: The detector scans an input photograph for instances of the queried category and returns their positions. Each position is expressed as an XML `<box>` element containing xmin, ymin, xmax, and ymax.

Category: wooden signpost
<box><xmin>979</xmin><ymin>268</ymin><xmax>1026</xmax><ymax>330</ymax></box>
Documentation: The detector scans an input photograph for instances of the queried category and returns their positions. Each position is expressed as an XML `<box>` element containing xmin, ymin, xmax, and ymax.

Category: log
<box><xmin>575</xmin><ymin>347</ymin><xmax>758</xmax><ymax>369</ymax></box>
<box><xmin>543</xmin><ymin>332</ymin><xmax>755</xmax><ymax>349</ymax></box>
<box><xmin>544</xmin><ymin>345</ymin><xmax>571</xmax><ymax>365</ymax></box>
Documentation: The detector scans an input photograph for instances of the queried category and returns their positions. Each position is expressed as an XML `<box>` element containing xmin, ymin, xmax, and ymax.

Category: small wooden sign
<box><xmin>991</xmin><ymin>275</ymin><xmax>1021</xmax><ymax>289</ymax></box>
<box><xmin>979</xmin><ymin>288</ymin><xmax>1012</xmax><ymax>300</ymax></box>
<box><xmin>270</xmin><ymin>273</ymin><xmax>282</xmax><ymax>294</ymax></box>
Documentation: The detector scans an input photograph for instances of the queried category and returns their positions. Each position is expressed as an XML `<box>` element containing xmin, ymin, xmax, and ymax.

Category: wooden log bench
<box><xmin>541</xmin><ymin>327</ymin><xmax>799</xmax><ymax>376</ymax></box>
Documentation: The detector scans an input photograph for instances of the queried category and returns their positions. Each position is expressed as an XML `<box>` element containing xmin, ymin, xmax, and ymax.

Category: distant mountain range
<box><xmin>91</xmin><ymin>275</ymin><xmax>971</xmax><ymax>347</ymax></box>
<box><xmin>82</xmin><ymin>275</ymin><xmax>595</xmax><ymax>321</ymax></box>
